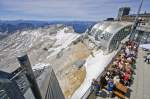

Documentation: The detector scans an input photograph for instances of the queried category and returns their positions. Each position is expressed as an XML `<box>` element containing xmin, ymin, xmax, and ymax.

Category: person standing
<box><xmin>145</xmin><ymin>54</ymin><xmax>150</xmax><ymax>64</ymax></box>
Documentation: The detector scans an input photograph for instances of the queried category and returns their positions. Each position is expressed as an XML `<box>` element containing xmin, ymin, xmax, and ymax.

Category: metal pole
<box><xmin>129</xmin><ymin>0</ymin><xmax>144</xmax><ymax>40</ymax></box>
<box><xmin>17</xmin><ymin>54</ymin><xmax>43</xmax><ymax>99</ymax></box>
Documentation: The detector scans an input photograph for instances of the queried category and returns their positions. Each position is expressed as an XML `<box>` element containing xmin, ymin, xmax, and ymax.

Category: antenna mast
<box><xmin>129</xmin><ymin>0</ymin><xmax>144</xmax><ymax>40</ymax></box>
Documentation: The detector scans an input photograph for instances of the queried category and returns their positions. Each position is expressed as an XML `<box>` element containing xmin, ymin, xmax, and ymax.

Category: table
<box><xmin>115</xmin><ymin>82</ymin><xmax>128</xmax><ymax>93</ymax></box>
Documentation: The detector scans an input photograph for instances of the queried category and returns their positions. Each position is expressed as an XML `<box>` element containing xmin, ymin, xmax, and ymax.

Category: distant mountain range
<box><xmin>0</xmin><ymin>20</ymin><xmax>49</xmax><ymax>34</ymax></box>
<box><xmin>0</xmin><ymin>20</ymin><xmax>96</xmax><ymax>35</ymax></box>
<box><xmin>46</xmin><ymin>21</ymin><xmax>96</xmax><ymax>33</ymax></box>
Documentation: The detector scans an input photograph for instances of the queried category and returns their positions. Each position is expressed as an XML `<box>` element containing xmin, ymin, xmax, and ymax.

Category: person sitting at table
<box><xmin>125</xmin><ymin>46</ymin><xmax>131</xmax><ymax>57</ymax></box>
<box><xmin>127</xmin><ymin>57</ymin><xmax>133</xmax><ymax>64</ymax></box>
<box><xmin>113</xmin><ymin>75</ymin><xmax>120</xmax><ymax>84</ymax></box>
<box><xmin>107</xmin><ymin>80</ymin><xmax>115</xmax><ymax>97</ymax></box>
<box><xmin>119</xmin><ymin>71</ymin><xmax>124</xmax><ymax>82</ymax></box>
<box><xmin>101</xmin><ymin>75</ymin><xmax>108</xmax><ymax>87</ymax></box>
<box><xmin>111</xmin><ymin>64</ymin><xmax>117</xmax><ymax>69</ymax></box>
<box><xmin>131</xmin><ymin>49</ymin><xmax>137</xmax><ymax>58</ymax></box>
<box><xmin>123</xmin><ymin>72</ymin><xmax>130</xmax><ymax>86</ymax></box>
<box><xmin>127</xmin><ymin>56</ymin><xmax>136</xmax><ymax>65</ymax></box>
<box><xmin>118</xmin><ymin>60</ymin><xmax>125</xmax><ymax>70</ymax></box>
<box><xmin>121</xmin><ymin>53</ymin><xmax>126</xmax><ymax>59</ymax></box>
<box><xmin>106</xmin><ymin>71</ymin><xmax>110</xmax><ymax>76</ymax></box>
<box><xmin>111</xmin><ymin>69</ymin><xmax>117</xmax><ymax>77</ymax></box>
<box><xmin>91</xmin><ymin>79</ymin><xmax>101</xmax><ymax>95</ymax></box>
<box><xmin>125</xmin><ymin>62</ymin><xmax>134</xmax><ymax>74</ymax></box>
<box><xmin>105</xmin><ymin>75</ymin><xmax>110</xmax><ymax>82</ymax></box>
<box><xmin>126</xmin><ymin>68</ymin><xmax>132</xmax><ymax>75</ymax></box>
<box><xmin>112</xmin><ymin>61</ymin><xmax>118</xmax><ymax>68</ymax></box>
<box><xmin>121</xmin><ymin>56</ymin><xmax>126</xmax><ymax>62</ymax></box>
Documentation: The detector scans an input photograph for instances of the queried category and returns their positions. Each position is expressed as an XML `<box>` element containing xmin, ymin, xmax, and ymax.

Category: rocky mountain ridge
<box><xmin>0</xmin><ymin>24</ymin><xmax>77</xmax><ymax>72</ymax></box>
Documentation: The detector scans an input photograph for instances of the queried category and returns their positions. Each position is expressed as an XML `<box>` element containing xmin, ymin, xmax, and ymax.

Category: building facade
<box><xmin>117</xmin><ymin>7</ymin><xmax>130</xmax><ymax>21</ymax></box>
<box><xmin>121</xmin><ymin>13</ymin><xmax>150</xmax><ymax>26</ymax></box>
<box><xmin>45</xmin><ymin>67</ymin><xmax>65</xmax><ymax>99</ymax></box>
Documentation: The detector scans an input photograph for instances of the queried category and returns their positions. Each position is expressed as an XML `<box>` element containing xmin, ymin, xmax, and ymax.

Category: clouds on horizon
<box><xmin>0</xmin><ymin>0</ymin><xmax>150</xmax><ymax>21</ymax></box>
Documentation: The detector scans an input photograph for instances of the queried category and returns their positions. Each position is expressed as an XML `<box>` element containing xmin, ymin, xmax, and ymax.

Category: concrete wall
<box><xmin>45</xmin><ymin>67</ymin><xmax>65</xmax><ymax>99</ymax></box>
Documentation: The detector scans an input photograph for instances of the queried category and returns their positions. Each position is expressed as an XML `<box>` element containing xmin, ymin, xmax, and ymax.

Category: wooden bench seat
<box><xmin>113</xmin><ymin>90</ymin><xmax>125</xmax><ymax>99</ymax></box>
<box><xmin>115</xmin><ymin>82</ymin><xmax>128</xmax><ymax>93</ymax></box>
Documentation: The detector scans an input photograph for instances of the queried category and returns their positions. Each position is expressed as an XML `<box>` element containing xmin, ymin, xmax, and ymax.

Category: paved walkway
<box><xmin>130</xmin><ymin>48</ymin><xmax>150</xmax><ymax>99</ymax></box>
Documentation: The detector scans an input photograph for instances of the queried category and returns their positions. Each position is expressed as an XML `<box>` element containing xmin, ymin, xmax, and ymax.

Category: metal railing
<box><xmin>81</xmin><ymin>45</ymin><xmax>123</xmax><ymax>99</ymax></box>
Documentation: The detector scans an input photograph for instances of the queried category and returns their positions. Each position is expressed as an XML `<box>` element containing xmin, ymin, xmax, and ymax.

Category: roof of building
<box><xmin>125</xmin><ymin>13</ymin><xmax>150</xmax><ymax>17</ymax></box>
<box><xmin>91</xmin><ymin>21</ymin><xmax>132</xmax><ymax>37</ymax></box>
<box><xmin>89</xmin><ymin>21</ymin><xmax>133</xmax><ymax>51</ymax></box>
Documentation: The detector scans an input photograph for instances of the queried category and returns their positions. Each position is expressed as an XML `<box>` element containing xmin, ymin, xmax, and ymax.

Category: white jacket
<box><xmin>147</xmin><ymin>54</ymin><xmax>150</xmax><ymax>59</ymax></box>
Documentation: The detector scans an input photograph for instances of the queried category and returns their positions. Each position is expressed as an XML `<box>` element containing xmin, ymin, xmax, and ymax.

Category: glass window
<box><xmin>100</xmin><ymin>32</ymin><xmax>113</xmax><ymax>41</ymax></box>
<box><xmin>95</xmin><ymin>29</ymin><xmax>103</xmax><ymax>40</ymax></box>
<box><xmin>0</xmin><ymin>90</ymin><xmax>10</xmax><ymax>99</ymax></box>
<box><xmin>89</xmin><ymin>28</ymin><xmax>97</xmax><ymax>35</ymax></box>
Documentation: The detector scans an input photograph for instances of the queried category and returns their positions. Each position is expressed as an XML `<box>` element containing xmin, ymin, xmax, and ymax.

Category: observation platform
<box><xmin>95</xmin><ymin>48</ymin><xmax>150</xmax><ymax>99</ymax></box>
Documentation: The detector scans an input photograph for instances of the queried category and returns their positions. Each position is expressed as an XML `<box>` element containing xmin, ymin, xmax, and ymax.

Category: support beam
<box><xmin>17</xmin><ymin>54</ymin><xmax>43</xmax><ymax>99</ymax></box>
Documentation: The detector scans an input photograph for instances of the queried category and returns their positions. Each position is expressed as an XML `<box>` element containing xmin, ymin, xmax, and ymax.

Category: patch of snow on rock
<box><xmin>47</xmin><ymin>27</ymin><xmax>80</xmax><ymax>58</ymax></box>
<box><xmin>32</xmin><ymin>63</ymin><xmax>50</xmax><ymax>71</ymax></box>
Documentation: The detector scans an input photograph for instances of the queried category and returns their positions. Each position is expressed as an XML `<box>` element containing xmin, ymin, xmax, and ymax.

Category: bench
<box><xmin>115</xmin><ymin>82</ymin><xmax>128</xmax><ymax>93</ymax></box>
<box><xmin>113</xmin><ymin>90</ymin><xmax>125</xmax><ymax>99</ymax></box>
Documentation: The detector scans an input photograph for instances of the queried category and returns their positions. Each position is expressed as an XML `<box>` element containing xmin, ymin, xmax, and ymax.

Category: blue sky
<box><xmin>0</xmin><ymin>0</ymin><xmax>150</xmax><ymax>21</ymax></box>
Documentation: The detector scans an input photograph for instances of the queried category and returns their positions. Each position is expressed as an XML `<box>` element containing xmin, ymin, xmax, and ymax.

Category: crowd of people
<box><xmin>91</xmin><ymin>40</ymin><xmax>138</xmax><ymax>98</ymax></box>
